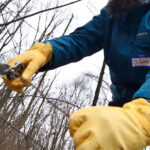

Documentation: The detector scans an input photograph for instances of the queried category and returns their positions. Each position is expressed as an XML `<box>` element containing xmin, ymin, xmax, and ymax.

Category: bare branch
<box><xmin>0</xmin><ymin>0</ymin><xmax>13</xmax><ymax>13</ymax></box>
<box><xmin>0</xmin><ymin>0</ymin><xmax>82</xmax><ymax>27</ymax></box>
<box><xmin>62</xmin><ymin>14</ymin><xmax>74</xmax><ymax>35</ymax></box>
<box><xmin>0</xmin><ymin>114</ymin><xmax>44</xmax><ymax>149</ymax></box>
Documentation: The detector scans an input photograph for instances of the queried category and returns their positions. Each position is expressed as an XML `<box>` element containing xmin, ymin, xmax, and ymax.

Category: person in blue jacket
<box><xmin>3</xmin><ymin>0</ymin><xmax>150</xmax><ymax>149</ymax></box>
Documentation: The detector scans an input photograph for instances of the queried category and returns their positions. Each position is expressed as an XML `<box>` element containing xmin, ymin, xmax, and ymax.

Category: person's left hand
<box><xmin>69</xmin><ymin>98</ymin><xmax>150</xmax><ymax>150</ymax></box>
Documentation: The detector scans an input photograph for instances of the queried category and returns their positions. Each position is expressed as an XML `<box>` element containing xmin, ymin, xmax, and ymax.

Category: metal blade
<box><xmin>0</xmin><ymin>63</ymin><xmax>10</xmax><ymax>75</ymax></box>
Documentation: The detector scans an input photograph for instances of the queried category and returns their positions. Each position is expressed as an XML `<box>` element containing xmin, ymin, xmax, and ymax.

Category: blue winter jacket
<box><xmin>42</xmin><ymin>4</ymin><xmax>150</xmax><ymax>106</ymax></box>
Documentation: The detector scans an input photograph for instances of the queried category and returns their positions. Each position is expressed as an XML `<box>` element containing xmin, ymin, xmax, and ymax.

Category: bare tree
<box><xmin>0</xmin><ymin>0</ymin><xmax>84</xmax><ymax>149</ymax></box>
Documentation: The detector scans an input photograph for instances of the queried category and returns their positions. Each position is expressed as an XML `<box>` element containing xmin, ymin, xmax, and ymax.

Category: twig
<box><xmin>11</xmin><ymin>71</ymin><xmax>70</xmax><ymax>118</ymax></box>
<box><xmin>9</xmin><ymin>95</ymin><xmax>81</xmax><ymax>109</ymax></box>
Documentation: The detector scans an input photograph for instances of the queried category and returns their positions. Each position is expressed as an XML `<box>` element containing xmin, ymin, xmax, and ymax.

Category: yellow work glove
<box><xmin>69</xmin><ymin>98</ymin><xmax>150</xmax><ymax>150</ymax></box>
<box><xmin>2</xmin><ymin>42</ymin><xmax>52</xmax><ymax>93</ymax></box>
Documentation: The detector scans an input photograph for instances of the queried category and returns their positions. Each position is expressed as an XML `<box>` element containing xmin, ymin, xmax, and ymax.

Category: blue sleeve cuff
<box><xmin>133</xmin><ymin>71</ymin><xmax>150</xmax><ymax>100</ymax></box>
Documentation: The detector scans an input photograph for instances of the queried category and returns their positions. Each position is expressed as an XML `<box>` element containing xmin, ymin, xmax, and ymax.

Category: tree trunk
<box><xmin>92</xmin><ymin>60</ymin><xmax>105</xmax><ymax>106</ymax></box>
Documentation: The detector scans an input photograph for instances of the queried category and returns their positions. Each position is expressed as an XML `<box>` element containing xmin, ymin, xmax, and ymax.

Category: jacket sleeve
<box><xmin>40</xmin><ymin>8</ymin><xmax>107</xmax><ymax>71</ymax></box>
<box><xmin>133</xmin><ymin>71</ymin><xmax>150</xmax><ymax>100</ymax></box>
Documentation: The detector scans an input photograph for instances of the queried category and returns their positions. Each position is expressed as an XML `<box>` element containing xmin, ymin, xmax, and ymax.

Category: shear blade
<box><xmin>0</xmin><ymin>63</ymin><xmax>10</xmax><ymax>75</ymax></box>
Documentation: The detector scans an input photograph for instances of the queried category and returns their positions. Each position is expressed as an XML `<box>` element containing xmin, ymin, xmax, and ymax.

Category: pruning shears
<box><xmin>0</xmin><ymin>62</ymin><xmax>26</xmax><ymax>80</ymax></box>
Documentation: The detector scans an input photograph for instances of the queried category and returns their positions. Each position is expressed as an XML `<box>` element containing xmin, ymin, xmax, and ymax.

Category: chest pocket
<box><xmin>134</xmin><ymin>31</ymin><xmax>150</xmax><ymax>52</ymax></box>
<box><xmin>134</xmin><ymin>10</ymin><xmax>150</xmax><ymax>53</ymax></box>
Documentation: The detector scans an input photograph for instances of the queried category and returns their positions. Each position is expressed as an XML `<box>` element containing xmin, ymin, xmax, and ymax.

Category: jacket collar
<box><xmin>118</xmin><ymin>5</ymin><xmax>150</xmax><ymax>34</ymax></box>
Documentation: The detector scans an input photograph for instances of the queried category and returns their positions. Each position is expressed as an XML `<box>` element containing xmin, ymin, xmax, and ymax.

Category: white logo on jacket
<box><xmin>136</xmin><ymin>32</ymin><xmax>148</xmax><ymax>37</ymax></box>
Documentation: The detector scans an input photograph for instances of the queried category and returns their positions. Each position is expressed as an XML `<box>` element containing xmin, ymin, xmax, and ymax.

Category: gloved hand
<box><xmin>69</xmin><ymin>98</ymin><xmax>150</xmax><ymax>150</ymax></box>
<box><xmin>2</xmin><ymin>42</ymin><xmax>52</xmax><ymax>93</ymax></box>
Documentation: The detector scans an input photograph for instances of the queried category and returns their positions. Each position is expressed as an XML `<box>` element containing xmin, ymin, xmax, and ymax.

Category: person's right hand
<box><xmin>2</xmin><ymin>42</ymin><xmax>53</xmax><ymax>93</ymax></box>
